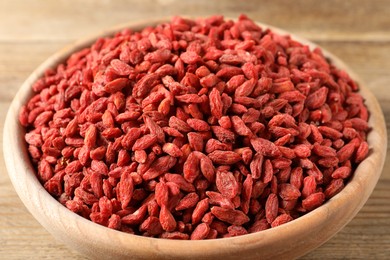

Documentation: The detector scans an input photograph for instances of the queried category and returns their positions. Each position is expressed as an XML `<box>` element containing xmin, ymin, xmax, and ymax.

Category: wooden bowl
<box><xmin>3</xmin><ymin>18</ymin><xmax>387</xmax><ymax>259</ymax></box>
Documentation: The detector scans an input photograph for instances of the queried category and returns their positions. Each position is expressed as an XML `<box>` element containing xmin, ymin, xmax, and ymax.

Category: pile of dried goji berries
<box><xmin>19</xmin><ymin>15</ymin><xmax>370</xmax><ymax>239</ymax></box>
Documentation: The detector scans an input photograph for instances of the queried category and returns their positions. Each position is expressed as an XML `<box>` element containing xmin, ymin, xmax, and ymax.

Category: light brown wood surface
<box><xmin>0</xmin><ymin>0</ymin><xmax>389</xmax><ymax>259</ymax></box>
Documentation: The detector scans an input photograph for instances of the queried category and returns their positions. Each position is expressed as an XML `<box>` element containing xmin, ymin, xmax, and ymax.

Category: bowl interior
<box><xmin>3</xmin><ymin>18</ymin><xmax>387</xmax><ymax>260</ymax></box>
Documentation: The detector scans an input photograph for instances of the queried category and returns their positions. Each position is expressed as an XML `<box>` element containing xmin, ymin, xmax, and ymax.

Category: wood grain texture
<box><xmin>0</xmin><ymin>0</ymin><xmax>389</xmax><ymax>259</ymax></box>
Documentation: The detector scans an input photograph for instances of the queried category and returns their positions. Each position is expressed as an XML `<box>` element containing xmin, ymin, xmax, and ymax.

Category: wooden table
<box><xmin>1</xmin><ymin>0</ymin><xmax>389</xmax><ymax>259</ymax></box>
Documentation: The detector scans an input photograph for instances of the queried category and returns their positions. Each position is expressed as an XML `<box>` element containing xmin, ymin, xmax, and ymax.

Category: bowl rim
<box><xmin>3</xmin><ymin>17</ymin><xmax>387</xmax><ymax>259</ymax></box>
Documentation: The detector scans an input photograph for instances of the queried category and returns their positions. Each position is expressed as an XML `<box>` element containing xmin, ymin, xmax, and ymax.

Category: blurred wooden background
<box><xmin>0</xmin><ymin>0</ymin><xmax>389</xmax><ymax>259</ymax></box>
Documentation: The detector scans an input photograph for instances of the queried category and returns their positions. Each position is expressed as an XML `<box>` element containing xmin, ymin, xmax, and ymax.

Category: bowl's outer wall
<box><xmin>3</xmin><ymin>18</ymin><xmax>387</xmax><ymax>260</ymax></box>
